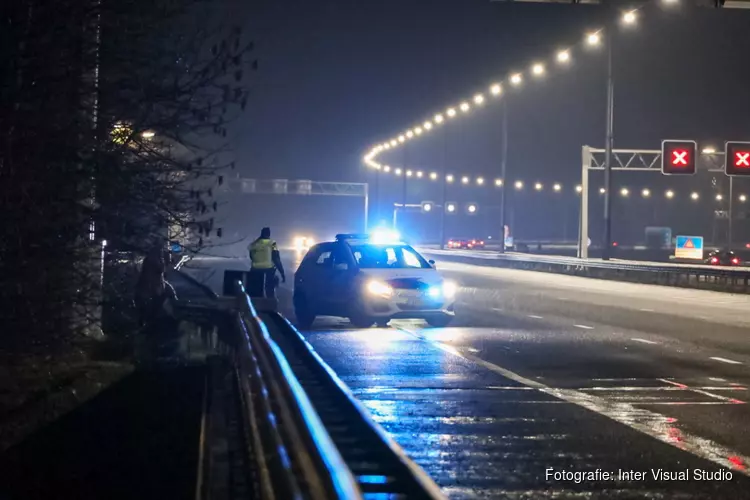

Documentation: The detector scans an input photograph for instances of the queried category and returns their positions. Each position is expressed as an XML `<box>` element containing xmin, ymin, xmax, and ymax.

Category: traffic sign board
<box><xmin>724</xmin><ymin>141</ymin><xmax>750</xmax><ymax>176</ymax></box>
<box><xmin>675</xmin><ymin>235</ymin><xmax>704</xmax><ymax>260</ymax></box>
<box><xmin>661</xmin><ymin>140</ymin><xmax>697</xmax><ymax>175</ymax></box>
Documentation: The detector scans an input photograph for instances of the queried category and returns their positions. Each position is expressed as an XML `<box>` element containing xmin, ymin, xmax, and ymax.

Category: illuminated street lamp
<box><xmin>446</xmin><ymin>202</ymin><xmax>457</xmax><ymax>213</ymax></box>
<box><xmin>476</xmin><ymin>177</ymin><xmax>485</xmax><ymax>185</ymax></box>
<box><xmin>430</xmin><ymin>172</ymin><xmax>438</xmax><ymax>180</ymax></box>
<box><xmin>620</xmin><ymin>187</ymin><xmax>629</xmax><ymax>197</ymax></box>
<box><xmin>532</xmin><ymin>63</ymin><xmax>545</xmax><ymax>76</ymax></box>
<box><xmin>514</xmin><ymin>180</ymin><xmax>524</xmax><ymax>190</ymax></box>
<box><xmin>466</xmin><ymin>203</ymin><xmax>478</xmax><ymax>214</ymax></box>
<box><xmin>390</xmin><ymin>139</ymin><xmax>398</xmax><ymax>147</ymax></box>
<box><xmin>553</xmin><ymin>183</ymin><xmax>561</xmax><ymax>192</ymax></box>
<box><xmin>434</xmin><ymin>114</ymin><xmax>444</xmax><ymax>124</ymax></box>
<box><xmin>510</xmin><ymin>73</ymin><xmax>522</xmax><ymax>86</ymax></box>
<box><xmin>622</xmin><ymin>10</ymin><xmax>637</xmax><ymax>25</ymax></box>
<box><xmin>587</xmin><ymin>32</ymin><xmax>601</xmax><ymax>46</ymax></box>
<box><xmin>461</xmin><ymin>176</ymin><xmax>470</xmax><ymax>184</ymax></box>
<box><xmin>398</xmin><ymin>135</ymin><xmax>405</xmax><ymax>143</ymax></box>
<box><xmin>414</xmin><ymin>127</ymin><xmax>423</xmax><ymax>135</ymax></box>
<box><xmin>740</xmin><ymin>194</ymin><xmax>747</xmax><ymax>202</ymax></box>
<box><xmin>691</xmin><ymin>192</ymin><xmax>699</xmax><ymax>200</ymax></box>
<box><xmin>495</xmin><ymin>178</ymin><xmax>503</xmax><ymax>187</ymax></box>
<box><xmin>395</xmin><ymin>168</ymin><xmax>402</xmax><ymax>176</ymax></box>
<box><xmin>642</xmin><ymin>188</ymin><xmax>650</xmax><ymax>198</ymax></box>
<box><xmin>446</xmin><ymin>174</ymin><xmax>455</xmax><ymax>183</ymax></box>
<box><xmin>460</xmin><ymin>102</ymin><xmax>470</xmax><ymax>113</ymax></box>
<box><xmin>599</xmin><ymin>187</ymin><xmax>606</xmax><ymax>194</ymax></box>
<box><xmin>575</xmin><ymin>185</ymin><xmax>583</xmax><ymax>193</ymax></box>
<box><xmin>446</xmin><ymin>108</ymin><xmax>457</xmax><ymax>118</ymax></box>
<box><xmin>406</xmin><ymin>170</ymin><xmax>413</xmax><ymax>177</ymax></box>
<box><xmin>383</xmin><ymin>166</ymin><xmax>391</xmax><ymax>173</ymax></box>
<box><xmin>702</xmin><ymin>147</ymin><xmax>716</xmax><ymax>154</ymax></box>
<box><xmin>665</xmin><ymin>189</ymin><xmax>675</xmax><ymax>199</ymax></box>
<box><xmin>416</xmin><ymin>171</ymin><xmax>423</xmax><ymax>178</ymax></box>
<box><xmin>557</xmin><ymin>50</ymin><xmax>570</xmax><ymax>63</ymax></box>
<box><xmin>422</xmin><ymin>201</ymin><xmax>433</xmax><ymax>213</ymax></box>
<box><xmin>716</xmin><ymin>194</ymin><xmax>723</xmax><ymax>201</ymax></box>
<box><xmin>406</xmin><ymin>130</ymin><xmax>414</xmax><ymax>138</ymax></box>
<box><xmin>534</xmin><ymin>182</ymin><xmax>543</xmax><ymax>191</ymax></box>
<box><xmin>423</xmin><ymin>121</ymin><xmax>433</xmax><ymax>130</ymax></box>
<box><xmin>490</xmin><ymin>83</ymin><xmax>502</xmax><ymax>96</ymax></box>
<box><xmin>473</xmin><ymin>94</ymin><xmax>485</xmax><ymax>105</ymax></box>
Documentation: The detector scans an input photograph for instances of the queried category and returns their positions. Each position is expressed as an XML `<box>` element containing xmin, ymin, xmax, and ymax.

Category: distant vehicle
<box><xmin>294</xmin><ymin>231</ymin><xmax>456</xmax><ymax>329</ymax></box>
<box><xmin>447</xmin><ymin>238</ymin><xmax>485</xmax><ymax>249</ymax></box>
<box><xmin>706</xmin><ymin>249</ymin><xmax>741</xmax><ymax>266</ymax></box>
<box><xmin>293</xmin><ymin>235</ymin><xmax>315</xmax><ymax>252</ymax></box>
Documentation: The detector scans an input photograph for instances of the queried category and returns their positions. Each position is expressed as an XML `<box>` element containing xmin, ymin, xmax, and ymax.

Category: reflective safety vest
<box><xmin>249</xmin><ymin>238</ymin><xmax>276</xmax><ymax>269</ymax></box>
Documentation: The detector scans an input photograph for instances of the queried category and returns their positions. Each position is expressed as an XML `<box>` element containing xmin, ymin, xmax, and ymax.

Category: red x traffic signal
<box><xmin>725</xmin><ymin>142</ymin><xmax>750</xmax><ymax>176</ymax></box>
<box><xmin>661</xmin><ymin>140</ymin><xmax>697</xmax><ymax>175</ymax></box>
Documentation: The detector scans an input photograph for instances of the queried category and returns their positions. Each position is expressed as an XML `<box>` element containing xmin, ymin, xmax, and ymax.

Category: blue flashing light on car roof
<box><xmin>335</xmin><ymin>233</ymin><xmax>370</xmax><ymax>241</ymax></box>
<box><xmin>370</xmin><ymin>228</ymin><xmax>401</xmax><ymax>244</ymax></box>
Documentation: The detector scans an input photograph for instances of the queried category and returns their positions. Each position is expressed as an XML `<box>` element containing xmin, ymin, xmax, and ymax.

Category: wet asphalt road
<box><xmin>183</xmin><ymin>251</ymin><xmax>750</xmax><ymax>499</ymax></box>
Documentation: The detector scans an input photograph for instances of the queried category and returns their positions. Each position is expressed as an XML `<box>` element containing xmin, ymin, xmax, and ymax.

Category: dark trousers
<box><xmin>247</xmin><ymin>268</ymin><xmax>277</xmax><ymax>298</ymax></box>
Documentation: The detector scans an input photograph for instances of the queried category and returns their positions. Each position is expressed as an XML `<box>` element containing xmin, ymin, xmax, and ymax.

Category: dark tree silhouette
<box><xmin>1</xmin><ymin>0</ymin><xmax>253</xmax><ymax>352</ymax></box>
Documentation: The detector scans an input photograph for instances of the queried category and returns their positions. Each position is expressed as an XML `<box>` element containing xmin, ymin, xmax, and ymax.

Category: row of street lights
<box><xmin>361</xmin><ymin>2</ymin><xmax>673</xmax><ymax>169</ymax></box>
<box><xmin>364</xmin><ymin>0</ymin><xmax>689</xmax><ymax>257</ymax></box>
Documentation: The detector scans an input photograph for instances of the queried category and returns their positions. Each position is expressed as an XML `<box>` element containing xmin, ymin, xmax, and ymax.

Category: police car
<box><xmin>293</xmin><ymin>231</ymin><xmax>456</xmax><ymax>328</ymax></box>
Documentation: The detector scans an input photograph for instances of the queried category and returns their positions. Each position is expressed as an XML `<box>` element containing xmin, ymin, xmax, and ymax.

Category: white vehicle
<box><xmin>293</xmin><ymin>232</ymin><xmax>457</xmax><ymax>328</ymax></box>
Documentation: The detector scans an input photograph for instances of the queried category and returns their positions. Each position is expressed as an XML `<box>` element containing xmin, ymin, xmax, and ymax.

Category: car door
<box><xmin>328</xmin><ymin>242</ymin><xmax>357</xmax><ymax>313</ymax></box>
<box><xmin>305</xmin><ymin>243</ymin><xmax>335</xmax><ymax>312</ymax></box>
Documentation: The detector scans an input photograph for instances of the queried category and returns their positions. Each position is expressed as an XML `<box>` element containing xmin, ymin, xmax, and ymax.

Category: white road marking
<box><xmin>631</xmin><ymin>338</ymin><xmax>659</xmax><ymax>345</ymax></box>
<box><xmin>398</xmin><ymin>326</ymin><xmax>750</xmax><ymax>475</ymax></box>
<box><xmin>710</xmin><ymin>357</ymin><xmax>743</xmax><ymax>365</ymax></box>
<box><xmin>639</xmin><ymin>308</ymin><xmax>655</xmax><ymax>312</ymax></box>
<box><xmin>491</xmin><ymin>307</ymin><xmax>503</xmax><ymax>313</ymax></box>
<box><xmin>574</xmin><ymin>324</ymin><xmax>594</xmax><ymax>330</ymax></box>
<box><xmin>527</xmin><ymin>314</ymin><xmax>544</xmax><ymax>319</ymax></box>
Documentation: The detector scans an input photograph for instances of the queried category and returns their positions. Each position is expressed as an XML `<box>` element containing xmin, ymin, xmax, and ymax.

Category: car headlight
<box><xmin>366</xmin><ymin>280</ymin><xmax>393</xmax><ymax>298</ymax></box>
<box><xmin>442</xmin><ymin>280</ymin><xmax>457</xmax><ymax>299</ymax></box>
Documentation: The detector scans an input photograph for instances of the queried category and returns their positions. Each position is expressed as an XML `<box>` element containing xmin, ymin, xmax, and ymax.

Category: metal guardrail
<box><xmin>423</xmin><ymin>249</ymin><xmax>750</xmax><ymax>293</ymax></box>
<box><xmin>232</xmin><ymin>282</ymin><xmax>362</xmax><ymax>500</ymax></box>
<box><xmin>173</xmin><ymin>273</ymin><xmax>446</xmax><ymax>498</ymax></box>
<box><xmin>262</xmin><ymin>312</ymin><xmax>447</xmax><ymax>499</ymax></box>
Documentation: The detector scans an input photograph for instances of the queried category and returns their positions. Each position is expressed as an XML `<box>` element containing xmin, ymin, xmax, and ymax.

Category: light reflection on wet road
<box><xmin>184</xmin><ymin>253</ymin><xmax>750</xmax><ymax>499</ymax></box>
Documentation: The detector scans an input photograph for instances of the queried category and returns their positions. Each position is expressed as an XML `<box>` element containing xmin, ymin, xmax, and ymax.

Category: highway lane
<box><xmin>182</xmin><ymin>252</ymin><xmax>750</xmax><ymax>498</ymax></box>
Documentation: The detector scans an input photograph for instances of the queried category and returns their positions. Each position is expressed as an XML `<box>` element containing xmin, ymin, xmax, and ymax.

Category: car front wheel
<box><xmin>425</xmin><ymin>314</ymin><xmax>453</xmax><ymax>328</ymax></box>
<box><xmin>293</xmin><ymin>292</ymin><xmax>316</xmax><ymax>329</ymax></box>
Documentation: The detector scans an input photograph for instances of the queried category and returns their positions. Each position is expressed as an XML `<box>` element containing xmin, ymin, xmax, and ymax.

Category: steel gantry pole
<box><xmin>728</xmin><ymin>175</ymin><xmax>734</xmax><ymax>249</ymax></box>
<box><xmin>602</xmin><ymin>28</ymin><xmax>615</xmax><ymax>260</ymax></box>
<box><xmin>499</xmin><ymin>99</ymin><xmax>508</xmax><ymax>254</ymax></box>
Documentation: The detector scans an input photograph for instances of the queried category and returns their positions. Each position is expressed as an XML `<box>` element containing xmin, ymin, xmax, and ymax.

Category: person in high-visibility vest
<box><xmin>248</xmin><ymin>227</ymin><xmax>286</xmax><ymax>298</ymax></box>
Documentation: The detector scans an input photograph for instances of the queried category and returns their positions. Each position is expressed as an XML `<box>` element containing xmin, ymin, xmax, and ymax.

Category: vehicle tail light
<box><xmin>480</xmin><ymin>240</ymin><xmax>485</xmax><ymax>245</ymax></box>
<box><xmin>732</xmin><ymin>257</ymin><xmax>740</xmax><ymax>265</ymax></box>
<box><xmin>711</xmin><ymin>257</ymin><xmax>719</xmax><ymax>264</ymax></box>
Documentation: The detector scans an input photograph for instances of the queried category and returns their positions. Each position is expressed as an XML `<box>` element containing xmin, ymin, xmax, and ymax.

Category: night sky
<box><xmin>226</xmin><ymin>0</ymin><xmax>750</xmax><ymax>244</ymax></box>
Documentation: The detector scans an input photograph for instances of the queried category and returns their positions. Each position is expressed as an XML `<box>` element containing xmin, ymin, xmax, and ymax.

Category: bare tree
<box><xmin>1</xmin><ymin>0</ymin><xmax>254</xmax><ymax>352</ymax></box>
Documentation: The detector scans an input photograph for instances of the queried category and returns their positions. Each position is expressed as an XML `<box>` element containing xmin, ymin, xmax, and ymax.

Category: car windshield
<box><xmin>349</xmin><ymin>244</ymin><xmax>431</xmax><ymax>269</ymax></box>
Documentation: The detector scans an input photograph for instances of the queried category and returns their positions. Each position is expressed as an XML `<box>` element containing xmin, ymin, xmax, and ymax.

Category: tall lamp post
<box><xmin>499</xmin><ymin>99</ymin><xmax>508</xmax><ymax>254</ymax></box>
<box><xmin>602</xmin><ymin>28</ymin><xmax>615</xmax><ymax>260</ymax></box>
<box><xmin>440</xmin><ymin>127</ymin><xmax>448</xmax><ymax>249</ymax></box>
